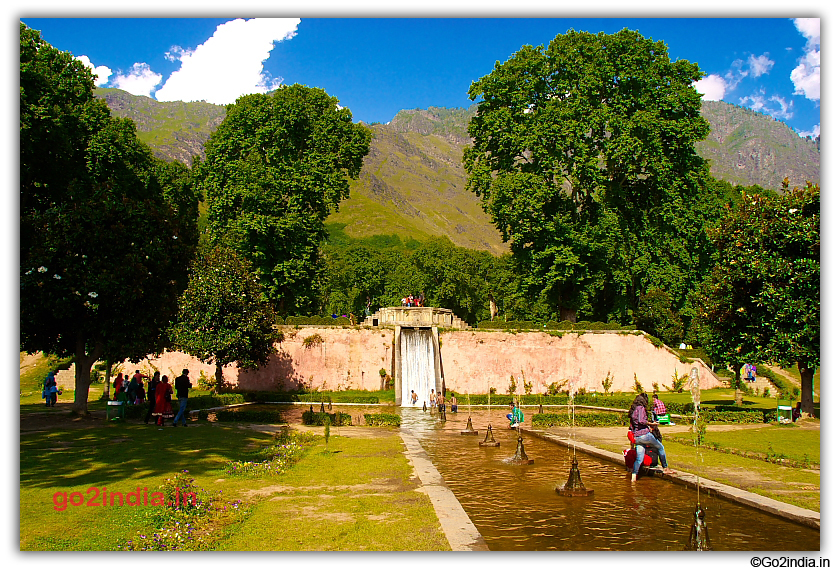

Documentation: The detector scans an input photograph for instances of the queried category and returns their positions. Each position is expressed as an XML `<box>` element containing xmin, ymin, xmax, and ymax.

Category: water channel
<box><xmin>244</xmin><ymin>403</ymin><xmax>820</xmax><ymax>551</ymax></box>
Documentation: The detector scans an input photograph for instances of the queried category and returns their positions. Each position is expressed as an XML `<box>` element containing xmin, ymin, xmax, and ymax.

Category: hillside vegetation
<box><xmin>96</xmin><ymin>89</ymin><xmax>819</xmax><ymax>254</ymax></box>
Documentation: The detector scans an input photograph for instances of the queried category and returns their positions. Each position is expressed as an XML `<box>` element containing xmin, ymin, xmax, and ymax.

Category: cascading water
<box><xmin>400</xmin><ymin>328</ymin><xmax>437</xmax><ymax>408</ymax></box>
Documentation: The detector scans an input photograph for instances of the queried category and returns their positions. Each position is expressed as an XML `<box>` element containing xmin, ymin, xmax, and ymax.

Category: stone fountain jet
<box><xmin>461</xmin><ymin>416</ymin><xmax>478</xmax><ymax>435</ymax></box>
<box><xmin>509</xmin><ymin>435</ymin><xmax>534</xmax><ymax>465</ymax></box>
<box><xmin>555</xmin><ymin>457</ymin><xmax>594</xmax><ymax>496</ymax></box>
<box><xmin>479</xmin><ymin>424</ymin><xmax>500</xmax><ymax>447</ymax></box>
<box><xmin>684</xmin><ymin>504</ymin><xmax>713</xmax><ymax>551</ymax></box>
<box><xmin>556</xmin><ymin>381</ymin><xmax>593</xmax><ymax>496</ymax></box>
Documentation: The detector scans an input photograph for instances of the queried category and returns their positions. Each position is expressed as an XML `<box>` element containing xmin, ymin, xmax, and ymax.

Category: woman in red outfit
<box><xmin>152</xmin><ymin>375</ymin><xmax>174</xmax><ymax>426</ymax></box>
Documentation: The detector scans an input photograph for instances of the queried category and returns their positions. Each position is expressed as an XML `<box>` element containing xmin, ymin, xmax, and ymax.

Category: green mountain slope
<box><xmin>697</xmin><ymin>101</ymin><xmax>820</xmax><ymax>191</ymax></box>
<box><xmin>96</xmin><ymin>90</ymin><xmax>819</xmax><ymax>254</ymax></box>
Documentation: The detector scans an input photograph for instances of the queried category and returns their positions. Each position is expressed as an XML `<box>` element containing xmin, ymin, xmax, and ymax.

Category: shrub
<box><xmin>122</xmin><ymin>470</ymin><xmax>246</xmax><ymax>551</ymax></box>
<box><xmin>666</xmin><ymin>370</ymin><xmax>687</xmax><ymax>393</ymax></box>
<box><xmin>531</xmin><ymin>411</ymin><xmax>628</xmax><ymax>428</ymax></box>
<box><xmin>215</xmin><ymin>409</ymin><xmax>286</xmax><ymax>423</ymax></box>
<box><xmin>302</xmin><ymin>334</ymin><xmax>325</xmax><ymax>349</ymax></box>
<box><xmin>700</xmin><ymin>410</ymin><xmax>764</xmax><ymax>423</ymax></box>
<box><xmin>363</xmin><ymin>413</ymin><xmax>401</xmax><ymax>427</ymax></box>
<box><xmin>224</xmin><ymin>430</ymin><xmax>318</xmax><ymax>478</ymax></box>
<box><xmin>301</xmin><ymin>410</ymin><xmax>351</xmax><ymax>426</ymax></box>
<box><xmin>189</xmin><ymin>393</ymin><xmax>246</xmax><ymax>409</ymax></box>
<box><xmin>196</xmin><ymin>370</ymin><xmax>215</xmax><ymax>391</ymax></box>
<box><xmin>632</xmin><ymin>373</ymin><xmax>643</xmax><ymax>394</ymax></box>
<box><xmin>603</xmin><ymin>372</ymin><xmax>615</xmax><ymax>395</ymax></box>
<box><xmin>546</xmin><ymin>380</ymin><xmax>568</xmax><ymax>395</ymax></box>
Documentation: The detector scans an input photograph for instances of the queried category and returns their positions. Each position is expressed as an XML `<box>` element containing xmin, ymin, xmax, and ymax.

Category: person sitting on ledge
<box><xmin>628</xmin><ymin>393</ymin><xmax>676</xmax><ymax>482</ymax></box>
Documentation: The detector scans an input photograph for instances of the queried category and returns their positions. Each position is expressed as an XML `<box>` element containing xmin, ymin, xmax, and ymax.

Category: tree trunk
<box><xmin>732</xmin><ymin>362</ymin><xmax>743</xmax><ymax>406</ymax></box>
<box><xmin>103</xmin><ymin>357</ymin><xmax>112</xmax><ymax>400</ymax></box>
<box><xmin>798</xmin><ymin>362</ymin><xmax>816</xmax><ymax>417</ymax></box>
<box><xmin>489</xmin><ymin>294</ymin><xmax>498</xmax><ymax>321</ymax></box>
<box><xmin>72</xmin><ymin>335</ymin><xmax>104</xmax><ymax>414</ymax></box>
<box><xmin>559</xmin><ymin>307</ymin><xmax>577</xmax><ymax>323</ymax></box>
<box><xmin>215</xmin><ymin>363</ymin><xmax>224</xmax><ymax>393</ymax></box>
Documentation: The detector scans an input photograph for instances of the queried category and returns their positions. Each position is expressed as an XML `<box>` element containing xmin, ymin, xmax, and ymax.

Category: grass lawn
<box><xmin>215</xmin><ymin>431</ymin><xmax>448</xmax><ymax>551</ymax></box>
<box><xmin>662</xmin><ymin>437</ymin><xmax>821</xmax><ymax>512</ymax></box>
<box><xmin>669</xmin><ymin>422</ymin><xmax>820</xmax><ymax>465</ymax></box>
<box><xmin>20</xmin><ymin>420</ymin><xmax>449</xmax><ymax>551</ymax></box>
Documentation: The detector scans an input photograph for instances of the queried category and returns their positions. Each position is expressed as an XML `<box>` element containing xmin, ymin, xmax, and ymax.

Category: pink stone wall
<box><xmin>439</xmin><ymin>331</ymin><xmax>721</xmax><ymax>395</ymax></box>
<box><xmin>120</xmin><ymin>327</ymin><xmax>394</xmax><ymax>392</ymax></box>
<box><xmin>117</xmin><ymin>328</ymin><xmax>720</xmax><ymax>394</ymax></box>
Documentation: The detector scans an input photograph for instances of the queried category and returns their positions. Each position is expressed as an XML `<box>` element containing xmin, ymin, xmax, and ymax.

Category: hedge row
<box><xmin>301</xmin><ymin>411</ymin><xmax>352</xmax><ymax>426</ymax></box>
<box><xmin>458</xmin><ymin>394</ymin><xmax>570</xmax><ymax>406</ymax></box>
<box><xmin>240</xmin><ymin>392</ymin><xmax>379</xmax><ymax>404</ymax></box>
<box><xmin>215</xmin><ymin>409</ymin><xmax>287</xmax><ymax>423</ymax></box>
<box><xmin>531</xmin><ymin>412</ymin><xmax>629</xmax><ymax>428</ymax></box>
<box><xmin>700</xmin><ymin>410</ymin><xmax>765</xmax><ymax>424</ymax></box>
<box><xmin>363</xmin><ymin>413</ymin><xmax>401</xmax><ymax>427</ymax></box>
<box><xmin>476</xmin><ymin>320</ymin><xmax>635</xmax><ymax>331</ymax></box>
<box><xmin>190</xmin><ymin>393</ymin><xmax>246</xmax><ymax>409</ymax></box>
<box><xmin>532</xmin><ymin>409</ymin><xmax>763</xmax><ymax>427</ymax></box>
<box><xmin>284</xmin><ymin>316</ymin><xmax>352</xmax><ymax>326</ymax></box>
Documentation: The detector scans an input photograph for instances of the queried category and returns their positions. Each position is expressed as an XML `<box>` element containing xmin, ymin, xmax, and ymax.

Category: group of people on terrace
<box><xmin>400</xmin><ymin>294</ymin><xmax>424</xmax><ymax>307</ymax></box>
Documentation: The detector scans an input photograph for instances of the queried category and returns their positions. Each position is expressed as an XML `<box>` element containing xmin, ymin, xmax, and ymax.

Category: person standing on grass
<box><xmin>43</xmin><ymin>371</ymin><xmax>58</xmax><ymax>407</ymax></box>
<box><xmin>152</xmin><ymin>375</ymin><xmax>174</xmax><ymax>427</ymax></box>
<box><xmin>112</xmin><ymin>373</ymin><xmax>124</xmax><ymax>400</ymax></box>
<box><xmin>144</xmin><ymin>372</ymin><xmax>160</xmax><ymax>424</ymax></box>
<box><xmin>172</xmin><ymin>369</ymin><xmax>191</xmax><ymax>427</ymax></box>
<box><xmin>450</xmin><ymin>392</ymin><xmax>458</xmax><ymax>413</ymax></box>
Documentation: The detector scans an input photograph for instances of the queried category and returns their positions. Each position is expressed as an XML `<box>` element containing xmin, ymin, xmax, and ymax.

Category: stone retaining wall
<box><xmin>103</xmin><ymin>328</ymin><xmax>720</xmax><ymax>395</ymax></box>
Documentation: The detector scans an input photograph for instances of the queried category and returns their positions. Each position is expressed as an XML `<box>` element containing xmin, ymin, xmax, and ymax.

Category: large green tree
<box><xmin>170</xmin><ymin>245</ymin><xmax>281</xmax><ymax>390</ymax></box>
<box><xmin>201</xmin><ymin>85</ymin><xmax>371</xmax><ymax>315</ymax></box>
<box><xmin>696</xmin><ymin>183</ymin><xmax>820</xmax><ymax>415</ymax></box>
<box><xmin>463</xmin><ymin>28</ymin><xmax>713</xmax><ymax>322</ymax></box>
<box><xmin>20</xmin><ymin>24</ymin><xmax>199</xmax><ymax>413</ymax></box>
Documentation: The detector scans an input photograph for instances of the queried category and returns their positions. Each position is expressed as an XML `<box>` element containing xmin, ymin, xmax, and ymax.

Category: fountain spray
<box><xmin>684</xmin><ymin>367</ymin><xmax>712</xmax><ymax>550</ymax></box>
<box><xmin>556</xmin><ymin>378</ymin><xmax>593</xmax><ymax>496</ymax></box>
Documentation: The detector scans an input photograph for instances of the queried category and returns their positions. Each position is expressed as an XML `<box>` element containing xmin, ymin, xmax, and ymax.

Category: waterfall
<box><xmin>400</xmin><ymin>328</ymin><xmax>436</xmax><ymax>407</ymax></box>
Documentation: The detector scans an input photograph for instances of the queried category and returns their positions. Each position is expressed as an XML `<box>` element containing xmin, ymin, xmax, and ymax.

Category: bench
<box><xmin>106</xmin><ymin>400</ymin><xmax>125</xmax><ymax>420</ymax></box>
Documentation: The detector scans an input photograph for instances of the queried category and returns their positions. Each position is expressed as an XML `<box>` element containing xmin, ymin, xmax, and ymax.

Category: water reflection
<box><xmin>249</xmin><ymin>403</ymin><xmax>819</xmax><ymax>551</ymax></box>
<box><xmin>401</xmin><ymin>407</ymin><xmax>819</xmax><ymax>551</ymax></box>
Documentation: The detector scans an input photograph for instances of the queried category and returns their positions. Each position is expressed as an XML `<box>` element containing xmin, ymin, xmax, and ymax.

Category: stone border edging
<box><xmin>399</xmin><ymin>429</ymin><xmax>489</xmax><ymax>551</ymax></box>
<box><xmin>524</xmin><ymin>428</ymin><xmax>820</xmax><ymax>530</ymax></box>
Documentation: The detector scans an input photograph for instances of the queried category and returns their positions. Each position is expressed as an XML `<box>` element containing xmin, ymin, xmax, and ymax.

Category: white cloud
<box><xmin>725</xmin><ymin>59</ymin><xmax>749</xmax><ymax>90</ymax></box>
<box><xmin>791</xmin><ymin>18</ymin><xmax>820</xmax><ymax>101</ymax></box>
<box><xmin>797</xmin><ymin>124</ymin><xmax>820</xmax><ymax>139</ymax></box>
<box><xmin>739</xmin><ymin>90</ymin><xmax>794</xmax><ymax>121</ymax></box>
<box><xmin>154</xmin><ymin>18</ymin><xmax>301</xmax><ymax>105</ymax></box>
<box><xmin>747</xmin><ymin>53</ymin><xmax>774</xmax><ymax>78</ymax></box>
<box><xmin>693</xmin><ymin>74</ymin><xmax>726</xmax><ymax>101</ymax></box>
<box><xmin>794</xmin><ymin>18</ymin><xmax>820</xmax><ymax>50</ymax></box>
<box><xmin>110</xmin><ymin>63</ymin><xmax>163</xmax><ymax>98</ymax></box>
<box><xmin>75</xmin><ymin>55</ymin><xmax>112</xmax><ymax>86</ymax></box>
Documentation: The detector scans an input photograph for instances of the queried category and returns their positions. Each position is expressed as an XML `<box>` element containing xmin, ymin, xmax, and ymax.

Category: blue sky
<box><xmin>20</xmin><ymin>17</ymin><xmax>820</xmax><ymax>138</ymax></box>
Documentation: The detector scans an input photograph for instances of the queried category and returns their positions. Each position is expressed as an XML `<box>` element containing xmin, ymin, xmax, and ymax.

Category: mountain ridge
<box><xmin>95</xmin><ymin>88</ymin><xmax>820</xmax><ymax>254</ymax></box>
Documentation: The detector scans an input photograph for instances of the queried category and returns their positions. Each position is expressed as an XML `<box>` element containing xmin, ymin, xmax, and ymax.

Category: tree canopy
<box><xmin>20</xmin><ymin>23</ymin><xmax>199</xmax><ymax>412</ymax></box>
<box><xmin>696</xmin><ymin>182</ymin><xmax>820</xmax><ymax>414</ymax></box>
<box><xmin>463</xmin><ymin>28</ymin><xmax>713</xmax><ymax>323</ymax></box>
<box><xmin>201</xmin><ymin>85</ymin><xmax>371</xmax><ymax>315</ymax></box>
